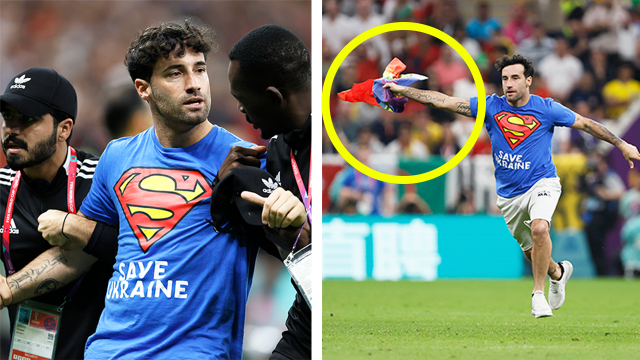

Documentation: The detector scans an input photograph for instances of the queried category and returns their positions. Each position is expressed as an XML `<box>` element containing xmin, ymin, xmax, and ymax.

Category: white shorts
<box><xmin>496</xmin><ymin>177</ymin><xmax>562</xmax><ymax>251</ymax></box>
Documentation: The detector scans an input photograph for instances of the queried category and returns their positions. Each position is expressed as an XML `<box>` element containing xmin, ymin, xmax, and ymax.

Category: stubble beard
<box><xmin>150</xmin><ymin>84</ymin><xmax>212</xmax><ymax>127</ymax></box>
<box><xmin>2</xmin><ymin>127</ymin><xmax>58</xmax><ymax>170</ymax></box>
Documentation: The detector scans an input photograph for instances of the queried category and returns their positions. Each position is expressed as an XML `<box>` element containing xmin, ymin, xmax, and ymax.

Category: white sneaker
<box><xmin>532</xmin><ymin>290</ymin><xmax>553</xmax><ymax>318</ymax></box>
<box><xmin>549</xmin><ymin>260</ymin><xmax>573</xmax><ymax>310</ymax></box>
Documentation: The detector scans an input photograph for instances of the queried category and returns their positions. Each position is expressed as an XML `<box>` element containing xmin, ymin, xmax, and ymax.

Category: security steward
<box><xmin>0</xmin><ymin>68</ymin><xmax>112</xmax><ymax>359</ymax></box>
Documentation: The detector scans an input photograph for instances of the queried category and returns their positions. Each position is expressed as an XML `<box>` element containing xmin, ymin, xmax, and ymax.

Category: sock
<box><xmin>557</xmin><ymin>262</ymin><xmax>564</xmax><ymax>279</ymax></box>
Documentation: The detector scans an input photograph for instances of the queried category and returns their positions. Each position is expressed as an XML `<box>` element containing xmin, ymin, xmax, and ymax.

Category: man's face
<box><xmin>147</xmin><ymin>48</ymin><xmax>211</xmax><ymax>126</ymax></box>
<box><xmin>1</xmin><ymin>104</ymin><xmax>58</xmax><ymax>170</ymax></box>
<box><xmin>501</xmin><ymin>64</ymin><xmax>531</xmax><ymax>103</ymax></box>
<box><xmin>228</xmin><ymin>60</ymin><xmax>281</xmax><ymax>139</ymax></box>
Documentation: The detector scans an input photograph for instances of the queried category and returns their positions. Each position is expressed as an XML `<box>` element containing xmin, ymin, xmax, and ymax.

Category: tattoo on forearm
<box><xmin>34</xmin><ymin>278</ymin><xmax>64</xmax><ymax>296</ymax></box>
<box><xmin>8</xmin><ymin>279</ymin><xmax>20</xmax><ymax>291</ymax></box>
<box><xmin>454</xmin><ymin>101</ymin><xmax>472</xmax><ymax>117</ymax></box>
<box><xmin>583</xmin><ymin>119</ymin><xmax>622</xmax><ymax>146</ymax></box>
<box><xmin>10</xmin><ymin>272</ymin><xmax>34</xmax><ymax>290</ymax></box>
<box><xmin>403</xmin><ymin>88</ymin><xmax>446</xmax><ymax>107</ymax></box>
<box><xmin>6</xmin><ymin>248</ymin><xmax>68</xmax><ymax>292</ymax></box>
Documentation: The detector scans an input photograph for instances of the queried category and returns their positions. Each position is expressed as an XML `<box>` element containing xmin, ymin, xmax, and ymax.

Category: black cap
<box><xmin>210</xmin><ymin>166</ymin><xmax>280</xmax><ymax>233</ymax></box>
<box><xmin>0</xmin><ymin>67</ymin><xmax>77</xmax><ymax>123</ymax></box>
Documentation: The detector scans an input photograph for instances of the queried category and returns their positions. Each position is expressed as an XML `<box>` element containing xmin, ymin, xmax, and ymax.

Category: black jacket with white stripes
<box><xmin>1</xmin><ymin>147</ymin><xmax>113</xmax><ymax>360</ymax></box>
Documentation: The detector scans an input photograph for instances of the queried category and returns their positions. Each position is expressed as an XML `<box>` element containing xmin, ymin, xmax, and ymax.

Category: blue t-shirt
<box><xmin>80</xmin><ymin>126</ymin><xmax>265</xmax><ymax>360</ymax></box>
<box><xmin>470</xmin><ymin>94</ymin><xmax>576</xmax><ymax>198</ymax></box>
<box><xmin>466</xmin><ymin>18</ymin><xmax>501</xmax><ymax>42</ymax></box>
<box><xmin>342</xmin><ymin>168</ymin><xmax>386</xmax><ymax>215</ymax></box>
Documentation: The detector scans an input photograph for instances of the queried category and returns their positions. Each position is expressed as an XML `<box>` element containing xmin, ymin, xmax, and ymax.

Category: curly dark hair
<box><xmin>228</xmin><ymin>24</ymin><xmax>310</xmax><ymax>91</ymax></box>
<box><xmin>494</xmin><ymin>54</ymin><xmax>535</xmax><ymax>79</ymax></box>
<box><xmin>125</xmin><ymin>19</ymin><xmax>217</xmax><ymax>83</ymax></box>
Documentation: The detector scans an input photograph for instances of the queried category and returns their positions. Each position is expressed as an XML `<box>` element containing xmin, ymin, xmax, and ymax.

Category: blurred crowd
<box><xmin>0</xmin><ymin>2</ymin><xmax>309</xmax><ymax>359</ymax></box>
<box><xmin>323</xmin><ymin>0</ymin><xmax>640</xmax><ymax>162</ymax></box>
<box><xmin>323</xmin><ymin>0</ymin><xmax>640</xmax><ymax>277</ymax></box>
<box><xmin>1</xmin><ymin>0</ymin><xmax>310</xmax><ymax>154</ymax></box>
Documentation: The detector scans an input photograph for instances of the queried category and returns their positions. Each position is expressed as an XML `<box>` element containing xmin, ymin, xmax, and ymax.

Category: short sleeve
<box><xmin>470</xmin><ymin>97</ymin><xmax>478</xmax><ymax>118</ymax></box>
<box><xmin>79</xmin><ymin>142</ymin><xmax>119</xmax><ymax>225</ymax></box>
<box><xmin>550</xmin><ymin>100</ymin><xmax>576</xmax><ymax>128</ymax></box>
<box><xmin>470</xmin><ymin>95</ymin><xmax>492</xmax><ymax>130</ymax></box>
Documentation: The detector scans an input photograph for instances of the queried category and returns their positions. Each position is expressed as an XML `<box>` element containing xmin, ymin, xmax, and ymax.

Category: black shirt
<box><xmin>1</xmin><ymin>148</ymin><xmax>113</xmax><ymax>360</ymax></box>
<box><xmin>266</xmin><ymin>117</ymin><xmax>311</xmax><ymax>359</ymax></box>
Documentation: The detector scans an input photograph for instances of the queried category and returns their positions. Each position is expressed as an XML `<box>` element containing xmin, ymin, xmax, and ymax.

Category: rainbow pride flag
<box><xmin>337</xmin><ymin>58</ymin><xmax>427</xmax><ymax>113</ymax></box>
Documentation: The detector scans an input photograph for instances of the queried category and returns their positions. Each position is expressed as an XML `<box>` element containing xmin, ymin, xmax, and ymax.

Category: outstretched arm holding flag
<box><xmin>382</xmin><ymin>82</ymin><xmax>474</xmax><ymax>118</ymax></box>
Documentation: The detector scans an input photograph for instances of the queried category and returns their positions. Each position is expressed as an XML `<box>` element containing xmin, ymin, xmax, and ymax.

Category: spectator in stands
<box><xmin>582</xmin><ymin>0</ymin><xmax>631</xmax><ymax>62</ymax></box>
<box><xmin>103</xmin><ymin>85</ymin><xmax>152</xmax><ymax>139</ymax></box>
<box><xmin>452</xmin><ymin>25</ymin><xmax>482</xmax><ymax>63</ymax></box>
<box><xmin>603</xmin><ymin>61</ymin><xmax>640</xmax><ymax>119</ymax></box>
<box><xmin>465</xmin><ymin>1</ymin><xmax>501</xmax><ymax>43</ymax></box>
<box><xmin>385</xmin><ymin>121</ymin><xmax>429</xmax><ymax>158</ymax></box>
<box><xmin>530</xmin><ymin>73</ymin><xmax>552</xmax><ymax>98</ymax></box>
<box><xmin>405</xmin><ymin>34</ymin><xmax>441</xmax><ymax>74</ymax></box>
<box><xmin>538</xmin><ymin>37</ymin><xmax>584</xmax><ymax>101</ymax></box>
<box><xmin>397</xmin><ymin>189</ymin><xmax>432</xmax><ymax>214</ymax></box>
<box><xmin>503</xmin><ymin>3</ymin><xmax>533</xmax><ymax>45</ymax></box>
<box><xmin>585</xmin><ymin>49</ymin><xmax>616</xmax><ymax>91</ymax></box>
<box><xmin>352</xmin><ymin>124</ymin><xmax>385</xmax><ymax>154</ymax></box>
<box><xmin>333</xmin><ymin>100</ymin><xmax>361</xmax><ymax>142</ymax></box>
<box><xmin>517</xmin><ymin>21</ymin><xmax>556</xmax><ymax>66</ymax></box>
<box><xmin>329</xmin><ymin>143</ymin><xmax>390</xmax><ymax>215</ymax></box>
<box><xmin>448</xmin><ymin>189</ymin><xmax>477</xmax><ymax>214</ymax></box>
<box><xmin>351</xmin><ymin>0</ymin><xmax>390</xmax><ymax>67</ymax></box>
<box><xmin>371</xmin><ymin>108</ymin><xmax>400</xmax><ymax>145</ymax></box>
<box><xmin>578</xmin><ymin>152</ymin><xmax>626</xmax><ymax>276</ymax></box>
<box><xmin>617</xmin><ymin>13</ymin><xmax>639</xmax><ymax>63</ymax></box>
<box><xmin>569</xmin><ymin>72</ymin><xmax>604</xmax><ymax>111</ymax></box>
<box><xmin>434</xmin><ymin>122</ymin><xmax>460</xmax><ymax>158</ymax></box>
<box><xmin>430</xmin><ymin>45</ymin><xmax>469</xmax><ymax>90</ymax></box>
<box><xmin>566</xmin><ymin>7</ymin><xmax>591</xmax><ymax>64</ymax></box>
<box><xmin>619</xmin><ymin>170</ymin><xmax>640</xmax><ymax>278</ymax></box>
<box><xmin>426</xmin><ymin>0</ymin><xmax>463</xmax><ymax>36</ymax></box>
<box><xmin>323</xmin><ymin>0</ymin><xmax>354</xmax><ymax>56</ymax></box>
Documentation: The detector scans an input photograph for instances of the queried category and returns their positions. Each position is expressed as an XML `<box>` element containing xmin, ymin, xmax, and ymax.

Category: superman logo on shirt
<box><xmin>493</xmin><ymin>111</ymin><xmax>541</xmax><ymax>149</ymax></box>
<box><xmin>114</xmin><ymin>168</ymin><xmax>212</xmax><ymax>253</ymax></box>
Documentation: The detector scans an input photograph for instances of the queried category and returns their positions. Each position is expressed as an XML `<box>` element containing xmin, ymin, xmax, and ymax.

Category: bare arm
<box><xmin>38</xmin><ymin>209</ymin><xmax>96</xmax><ymax>249</ymax></box>
<box><xmin>383</xmin><ymin>83</ymin><xmax>474</xmax><ymax>118</ymax></box>
<box><xmin>0</xmin><ymin>246</ymin><xmax>97</xmax><ymax>309</ymax></box>
<box><xmin>571</xmin><ymin>114</ymin><xmax>640</xmax><ymax>168</ymax></box>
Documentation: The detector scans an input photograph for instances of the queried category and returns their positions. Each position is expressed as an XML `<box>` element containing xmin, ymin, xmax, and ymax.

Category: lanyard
<box><xmin>290</xmin><ymin>145</ymin><xmax>311</xmax><ymax>226</ymax></box>
<box><xmin>2</xmin><ymin>147</ymin><xmax>77</xmax><ymax>276</ymax></box>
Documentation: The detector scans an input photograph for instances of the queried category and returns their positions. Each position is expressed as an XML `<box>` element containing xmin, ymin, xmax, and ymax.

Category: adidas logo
<box><xmin>538</xmin><ymin>190</ymin><xmax>550</xmax><ymax>197</ymax></box>
<box><xmin>10</xmin><ymin>75</ymin><xmax>31</xmax><ymax>90</ymax></box>
<box><xmin>0</xmin><ymin>218</ymin><xmax>19</xmax><ymax>235</ymax></box>
<box><xmin>275</xmin><ymin>172</ymin><xmax>281</xmax><ymax>185</ymax></box>
<box><xmin>262</xmin><ymin>177</ymin><xmax>279</xmax><ymax>194</ymax></box>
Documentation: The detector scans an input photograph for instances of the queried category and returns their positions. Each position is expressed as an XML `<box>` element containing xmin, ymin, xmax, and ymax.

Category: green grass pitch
<box><xmin>323</xmin><ymin>279</ymin><xmax>640</xmax><ymax>359</ymax></box>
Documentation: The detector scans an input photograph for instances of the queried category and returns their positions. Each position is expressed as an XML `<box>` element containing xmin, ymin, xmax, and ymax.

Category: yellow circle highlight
<box><xmin>322</xmin><ymin>22</ymin><xmax>486</xmax><ymax>184</ymax></box>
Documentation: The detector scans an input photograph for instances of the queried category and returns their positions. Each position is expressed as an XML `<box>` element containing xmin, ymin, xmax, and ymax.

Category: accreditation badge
<box><xmin>284</xmin><ymin>243</ymin><xmax>312</xmax><ymax>310</ymax></box>
<box><xmin>9</xmin><ymin>301</ymin><xmax>61</xmax><ymax>360</ymax></box>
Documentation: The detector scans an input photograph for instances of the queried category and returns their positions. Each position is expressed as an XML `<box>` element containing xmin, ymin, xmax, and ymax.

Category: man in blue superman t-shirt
<box><xmin>0</xmin><ymin>20</ymin><xmax>279</xmax><ymax>359</ymax></box>
<box><xmin>385</xmin><ymin>54</ymin><xmax>640</xmax><ymax>318</ymax></box>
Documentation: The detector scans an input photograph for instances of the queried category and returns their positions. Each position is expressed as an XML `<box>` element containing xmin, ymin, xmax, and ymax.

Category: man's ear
<box><xmin>135</xmin><ymin>79</ymin><xmax>151</xmax><ymax>101</ymax></box>
<box><xmin>58</xmin><ymin>118</ymin><xmax>73</xmax><ymax>143</ymax></box>
<box><xmin>266</xmin><ymin>86</ymin><xmax>284</xmax><ymax>106</ymax></box>
<box><xmin>526</xmin><ymin>76</ymin><xmax>533</xmax><ymax>88</ymax></box>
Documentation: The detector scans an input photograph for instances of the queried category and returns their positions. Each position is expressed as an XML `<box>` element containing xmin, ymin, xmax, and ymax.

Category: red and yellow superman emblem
<box><xmin>114</xmin><ymin>168</ymin><xmax>212</xmax><ymax>253</ymax></box>
<box><xmin>493</xmin><ymin>111</ymin><xmax>541</xmax><ymax>149</ymax></box>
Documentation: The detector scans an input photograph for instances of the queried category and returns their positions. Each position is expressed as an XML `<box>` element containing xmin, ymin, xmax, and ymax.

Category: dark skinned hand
<box><xmin>217</xmin><ymin>145</ymin><xmax>267</xmax><ymax>180</ymax></box>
